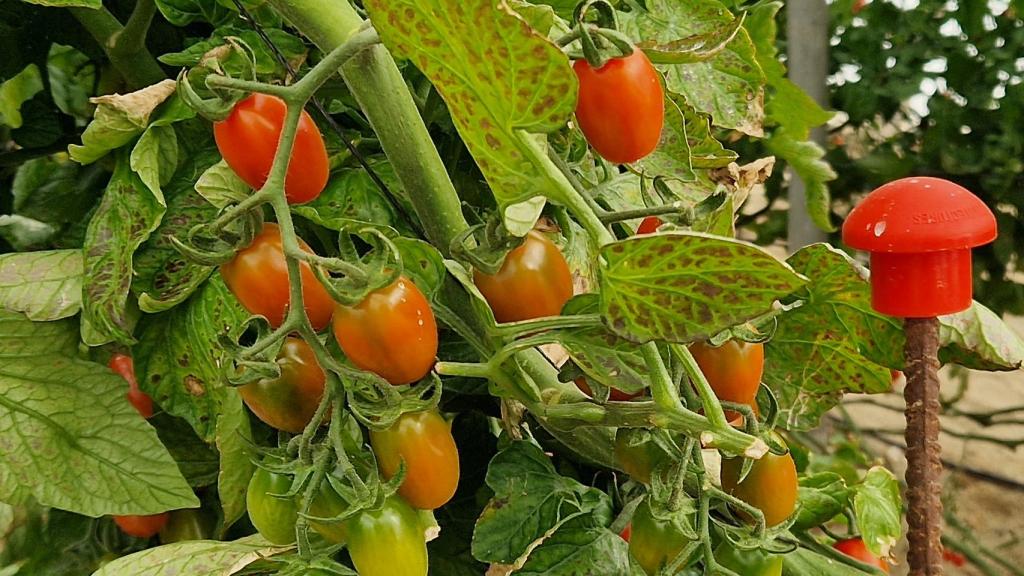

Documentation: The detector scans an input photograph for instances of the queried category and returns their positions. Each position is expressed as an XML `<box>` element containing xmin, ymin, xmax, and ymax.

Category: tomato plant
<box><xmin>109</xmin><ymin>354</ymin><xmax>154</xmax><ymax>419</ymax></box>
<box><xmin>113</xmin><ymin>513</ymin><xmax>169</xmax><ymax>539</ymax></box>
<box><xmin>715</xmin><ymin>542</ymin><xmax>783</xmax><ymax>576</ymax></box>
<box><xmin>247</xmin><ymin>462</ymin><xmax>299</xmax><ymax>545</ymax></box>
<box><xmin>239</xmin><ymin>336</ymin><xmax>326</xmax><ymax>433</ymax></box>
<box><xmin>834</xmin><ymin>538</ymin><xmax>889</xmax><ymax>573</ymax></box>
<box><xmin>573</xmin><ymin>49</ymin><xmax>665</xmax><ymax>164</ymax></box>
<box><xmin>214</xmin><ymin>94</ymin><xmax>329</xmax><ymax>204</ymax></box>
<box><xmin>575</xmin><ymin>377</ymin><xmax>641</xmax><ymax>402</ymax></box>
<box><xmin>720</xmin><ymin>449</ymin><xmax>799</xmax><ymax>527</ymax></box>
<box><xmin>473</xmin><ymin>230</ymin><xmax>573</xmax><ymax>323</ymax></box>
<box><xmin>369</xmin><ymin>409</ymin><xmax>460</xmax><ymax>510</ymax></box>
<box><xmin>332</xmin><ymin>276</ymin><xmax>437</xmax><ymax>385</ymax></box>
<box><xmin>221</xmin><ymin>223</ymin><xmax>335</xmax><ymax>330</ymax></box>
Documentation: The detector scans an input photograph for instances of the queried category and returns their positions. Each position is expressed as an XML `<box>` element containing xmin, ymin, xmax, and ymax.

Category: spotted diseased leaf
<box><xmin>0</xmin><ymin>311</ymin><xmax>198</xmax><ymax>517</ymax></box>
<box><xmin>765</xmin><ymin>244</ymin><xmax>903</xmax><ymax>430</ymax></box>
<box><xmin>682</xmin><ymin>101</ymin><xmax>737</xmax><ymax>169</ymax></box>
<box><xmin>598</xmin><ymin>232</ymin><xmax>806</xmax><ymax>344</ymax></box>
<box><xmin>82</xmin><ymin>154</ymin><xmax>165</xmax><ymax>345</ymax></box>
<box><xmin>363</xmin><ymin>0</ymin><xmax>577</xmax><ymax>235</ymax></box>
<box><xmin>939</xmin><ymin>300</ymin><xmax>1024</xmax><ymax>371</ymax></box>
<box><xmin>639</xmin><ymin>12</ymin><xmax>746</xmax><ymax>65</ymax></box>
<box><xmin>559</xmin><ymin>328</ymin><xmax>649</xmax><ymax>395</ymax></box>
<box><xmin>620</xmin><ymin>0</ymin><xmax>765</xmax><ymax>137</ymax></box>
<box><xmin>132</xmin><ymin>147</ymin><xmax>221</xmax><ymax>313</ymax></box>
<box><xmin>292</xmin><ymin>162</ymin><xmax>410</xmax><ymax>235</ymax></box>
<box><xmin>92</xmin><ymin>536</ymin><xmax>288</xmax><ymax>576</ymax></box>
<box><xmin>134</xmin><ymin>276</ymin><xmax>249</xmax><ymax>442</ymax></box>
<box><xmin>632</xmin><ymin>95</ymin><xmax>695</xmax><ymax>181</ymax></box>
<box><xmin>0</xmin><ymin>250</ymin><xmax>82</xmax><ymax>321</ymax></box>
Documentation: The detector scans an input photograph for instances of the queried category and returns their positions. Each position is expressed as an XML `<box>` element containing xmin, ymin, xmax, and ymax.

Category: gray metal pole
<box><xmin>785</xmin><ymin>0</ymin><xmax>830</xmax><ymax>250</ymax></box>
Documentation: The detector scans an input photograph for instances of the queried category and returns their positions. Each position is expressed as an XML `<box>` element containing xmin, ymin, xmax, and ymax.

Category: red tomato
<box><xmin>834</xmin><ymin>538</ymin><xmax>890</xmax><ymax>573</ymax></box>
<box><xmin>620</xmin><ymin>523</ymin><xmax>631</xmax><ymax>542</ymax></box>
<box><xmin>114</xmin><ymin>513</ymin><xmax>169</xmax><ymax>538</ymax></box>
<box><xmin>575</xmin><ymin>377</ymin><xmax>640</xmax><ymax>402</ymax></box>
<box><xmin>221</xmin><ymin>223</ymin><xmax>335</xmax><ymax>331</ymax></box>
<box><xmin>637</xmin><ymin>217</ymin><xmax>663</xmax><ymax>235</ymax></box>
<box><xmin>943</xmin><ymin>548</ymin><xmax>966</xmax><ymax>567</ymax></box>
<box><xmin>240</xmin><ymin>337</ymin><xmax>326</xmax><ymax>433</ymax></box>
<box><xmin>214</xmin><ymin>94</ymin><xmax>329</xmax><ymax>204</ymax></box>
<box><xmin>720</xmin><ymin>450</ymin><xmax>798</xmax><ymax>527</ymax></box>
<box><xmin>332</xmin><ymin>276</ymin><xmax>437</xmax><ymax>385</ymax></box>
<box><xmin>689</xmin><ymin>341</ymin><xmax>764</xmax><ymax>418</ymax></box>
<box><xmin>370</xmin><ymin>410</ymin><xmax>460</xmax><ymax>510</ymax></box>
<box><xmin>473</xmin><ymin>231</ymin><xmax>573</xmax><ymax>323</ymax></box>
<box><xmin>109</xmin><ymin>354</ymin><xmax>153</xmax><ymax>419</ymax></box>
<box><xmin>573</xmin><ymin>48</ymin><xmax>664</xmax><ymax>164</ymax></box>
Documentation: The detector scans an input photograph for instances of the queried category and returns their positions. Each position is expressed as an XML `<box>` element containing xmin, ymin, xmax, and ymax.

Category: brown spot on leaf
<box><xmin>184</xmin><ymin>375</ymin><xmax>205</xmax><ymax>396</ymax></box>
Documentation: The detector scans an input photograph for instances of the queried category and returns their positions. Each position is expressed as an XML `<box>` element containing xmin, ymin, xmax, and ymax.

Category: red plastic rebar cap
<box><xmin>842</xmin><ymin>177</ymin><xmax>996</xmax><ymax>318</ymax></box>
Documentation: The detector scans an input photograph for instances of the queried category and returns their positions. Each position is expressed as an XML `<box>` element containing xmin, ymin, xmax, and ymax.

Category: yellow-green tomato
<box><xmin>629</xmin><ymin>500</ymin><xmax>692</xmax><ymax>575</ymax></box>
<box><xmin>715</xmin><ymin>542</ymin><xmax>783</xmax><ymax>576</ymax></box>
<box><xmin>246</xmin><ymin>464</ymin><xmax>298</xmax><ymax>545</ymax></box>
<box><xmin>308</xmin><ymin>481</ymin><xmax>348</xmax><ymax>544</ymax></box>
<box><xmin>370</xmin><ymin>410</ymin><xmax>460</xmax><ymax>510</ymax></box>
<box><xmin>345</xmin><ymin>495</ymin><xmax>428</xmax><ymax>576</ymax></box>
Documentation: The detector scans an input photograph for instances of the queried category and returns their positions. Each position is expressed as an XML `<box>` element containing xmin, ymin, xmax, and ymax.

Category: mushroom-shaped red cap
<box><xmin>843</xmin><ymin>177</ymin><xmax>996</xmax><ymax>318</ymax></box>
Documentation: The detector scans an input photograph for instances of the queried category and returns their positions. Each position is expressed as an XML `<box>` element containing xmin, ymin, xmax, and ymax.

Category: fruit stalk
<box><xmin>903</xmin><ymin>317</ymin><xmax>944</xmax><ymax>575</ymax></box>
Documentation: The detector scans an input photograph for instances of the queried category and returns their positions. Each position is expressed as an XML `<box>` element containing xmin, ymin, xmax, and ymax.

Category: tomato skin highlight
<box><xmin>332</xmin><ymin>276</ymin><xmax>437</xmax><ymax>385</ymax></box>
<box><xmin>834</xmin><ymin>538</ymin><xmax>890</xmax><ymax>573</ymax></box>
<box><xmin>109</xmin><ymin>354</ymin><xmax>154</xmax><ymax>419</ymax></box>
<box><xmin>345</xmin><ymin>495</ymin><xmax>428</xmax><ymax>576</ymax></box>
<box><xmin>636</xmin><ymin>216</ymin><xmax>663</xmax><ymax>235</ymax></box>
<box><xmin>690</xmin><ymin>340</ymin><xmax>764</xmax><ymax>416</ymax></box>
<box><xmin>240</xmin><ymin>337</ymin><xmax>326</xmax><ymax>433</ymax></box>
<box><xmin>221</xmin><ymin>223</ymin><xmax>335</xmax><ymax>331</ymax></box>
<box><xmin>573</xmin><ymin>49</ymin><xmax>665</xmax><ymax>164</ymax></box>
<box><xmin>246</xmin><ymin>463</ymin><xmax>299</xmax><ymax>545</ymax></box>
<box><xmin>114</xmin><ymin>513</ymin><xmax>169</xmax><ymax>539</ymax></box>
<box><xmin>629</xmin><ymin>500</ymin><xmax>691</xmax><ymax>575</ymax></box>
<box><xmin>473</xmin><ymin>231</ymin><xmax>573</xmax><ymax>323</ymax></box>
<box><xmin>575</xmin><ymin>377</ymin><xmax>641</xmax><ymax>402</ymax></box>
<box><xmin>720</xmin><ymin>450</ymin><xmax>798</xmax><ymax>527</ymax></box>
<box><xmin>370</xmin><ymin>410</ymin><xmax>460</xmax><ymax>510</ymax></box>
<box><xmin>214</xmin><ymin>94</ymin><xmax>329</xmax><ymax>204</ymax></box>
<box><xmin>715</xmin><ymin>542</ymin><xmax>783</xmax><ymax>576</ymax></box>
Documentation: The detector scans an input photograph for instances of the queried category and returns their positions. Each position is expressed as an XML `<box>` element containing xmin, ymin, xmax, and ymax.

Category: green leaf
<box><xmin>154</xmin><ymin>0</ymin><xmax>231</xmax><ymax>27</ymax></box>
<box><xmin>292</xmin><ymin>162</ymin><xmax>408</xmax><ymax>234</ymax></box>
<box><xmin>783</xmin><ymin>547</ymin><xmax>876</xmax><ymax>576</ymax></box>
<box><xmin>939</xmin><ymin>300</ymin><xmax>1024</xmax><ymax>370</ymax></box>
<box><xmin>556</xmin><ymin>297</ymin><xmax>648</xmax><ymax>395</ymax></box>
<box><xmin>194</xmin><ymin>159</ymin><xmax>250</xmax><ymax>210</ymax></box>
<box><xmin>621</xmin><ymin>0</ymin><xmax>765</xmax><ymax>136</ymax></box>
<box><xmin>792</xmin><ymin>472</ymin><xmax>851</xmax><ymax>530</ymax></box>
<box><xmin>0</xmin><ymin>250</ymin><xmax>83</xmax><ymax>321</ymax></box>
<box><xmin>12</xmin><ymin>156</ymin><xmax>103</xmax><ymax>227</ymax></box>
<box><xmin>765</xmin><ymin>131</ymin><xmax>836</xmax><ymax>232</ymax></box>
<box><xmin>0</xmin><ymin>63</ymin><xmax>43</xmax><ymax>128</ymax></box>
<box><xmin>598</xmin><ymin>232</ymin><xmax>806</xmax><ymax>344</ymax></box>
<box><xmin>19</xmin><ymin>0</ymin><xmax>101</xmax><ymax>7</ymax></box>
<box><xmin>394</xmin><ymin>237</ymin><xmax>447</xmax><ymax>300</ymax></box>
<box><xmin>639</xmin><ymin>12</ymin><xmax>746</xmax><ymax>65</ymax></box>
<box><xmin>632</xmin><ymin>95</ymin><xmax>695</xmax><ymax>181</ymax></box>
<box><xmin>158</xmin><ymin>26</ymin><xmax>308</xmax><ymax>78</ymax></box>
<box><xmin>0</xmin><ymin>214</ymin><xmax>57</xmax><ymax>250</ymax></box>
<box><xmin>47</xmin><ymin>44</ymin><xmax>96</xmax><ymax>122</ymax></box>
<box><xmin>81</xmin><ymin>154</ymin><xmax>165</xmax><ymax>345</ymax></box>
<box><xmin>745</xmin><ymin>2</ymin><xmax>832</xmax><ymax>138</ymax></box>
<box><xmin>134</xmin><ymin>276</ymin><xmax>250</xmax><ymax>442</ymax></box>
<box><xmin>765</xmin><ymin>245</ymin><xmax>902</xmax><ymax>430</ymax></box>
<box><xmin>151</xmin><ymin>413</ymin><xmax>220</xmax><ymax>487</ymax></box>
<box><xmin>130</xmin><ymin>125</ymin><xmax>179</xmax><ymax>206</ymax></box>
<box><xmin>0</xmin><ymin>313</ymin><xmax>198</xmax><ymax>516</ymax></box>
<box><xmin>216</xmin><ymin>389</ymin><xmax>255</xmax><ymax>533</ymax></box>
<box><xmin>68</xmin><ymin>79</ymin><xmax>177</xmax><ymax>165</ymax></box>
<box><xmin>472</xmin><ymin>442</ymin><xmax>613</xmax><ymax>564</ymax></box>
<box><xmin>91</xmin><ymin>536</ymin><xmax>288</xmax><ymax>576</ymax></box>
<box><xmin>133</xmin><ymin>145</ymin><xmax>220</xmax><ymax>313</ymax></box>
<box><xmin>682</xmin><ymin>101</ymin><xmax>738</xmax><ymax>169</ymax></box>
<box><xmin>853</xmin><ymin>467</ymin><xmax>902</xmax><ymax>559</ymax></box>
<box><xmin>516</xmin><ymin>525</ymin><xmax>633</xmax><ymax>576</ymax></box>
<box><xmin>0</xmin><ymin>311</ymin><xmax>78</xmax><ymax>357</ymax></box>
<box><xmin>363</xmin><ymin>0</ymin><xmax>578</xmax><ymax>235</ymax></box>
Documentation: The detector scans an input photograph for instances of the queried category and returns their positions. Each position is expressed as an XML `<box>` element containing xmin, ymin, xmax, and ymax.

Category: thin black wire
<box><xmin>229</xmin><ymin>0</ymin><xmax>393</xmax><ymax>198</ymax></box>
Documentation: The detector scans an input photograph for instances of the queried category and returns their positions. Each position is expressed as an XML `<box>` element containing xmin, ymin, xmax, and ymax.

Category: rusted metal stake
<box><xmin>903</xmin><ymin>318</ymin><xmax>943</xmax><ymax>575</ymax></box>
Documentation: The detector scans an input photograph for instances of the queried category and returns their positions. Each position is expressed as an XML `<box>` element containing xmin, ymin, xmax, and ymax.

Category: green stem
<box><xmin>69</xmin><ymin>5</ymin><xmax>164</xmax><ymax>89</ymax></box>
<box><xmin>491</xmin><ymin>313</ymin><xmax>603</xmax><ymax>339</ymax></box>
<box><xmin>205</xmin><ymin>76</ymin><xmax>294</xmax><ymax>99</ymax></box>
<box><xmin>672</xmin><ymin>344</ymin><xmax>730</xmax><ymax>429</ymax></box>
<box><xmin>643</xmin><ymin>343</ymin><xmax>683</xmax><ymax>411</ymax></box>
<box><xmin>599</xmin><ymin>202</ymin><xmax>688</xmax><ymax>224</ymax></box>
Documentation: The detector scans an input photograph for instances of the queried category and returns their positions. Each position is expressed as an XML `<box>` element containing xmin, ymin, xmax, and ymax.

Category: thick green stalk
<box><xmin>69</xmin><ymin>3</ymin><xmax>164</xmax><ymax>89</ymax></box>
